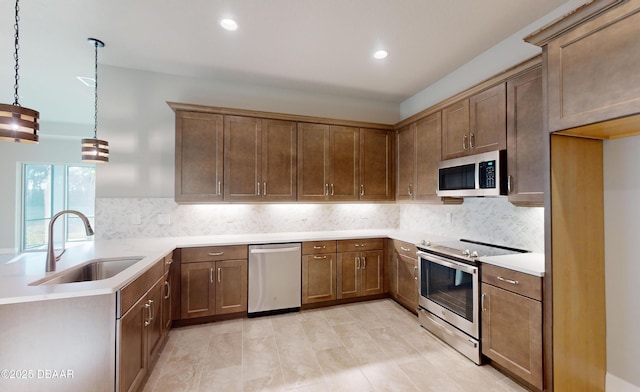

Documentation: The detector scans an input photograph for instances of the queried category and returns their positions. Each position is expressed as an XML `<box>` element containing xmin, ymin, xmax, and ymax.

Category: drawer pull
<box><xmin>208</xmin><ymin>251</ymin><xmax>224</xmax><ymax>256</ymax></box>
<box><xmin>354</xmin><ymin>243</ymin><xmax>367</xmax><ymax>248</ymax></box>
<box><xmin>497</xmin><ymin>276</ymin><xmax>519</xmax><ymax>285</ymax></box>
<box><xmin>313</xmin><ymin>245</ymin><xmax>326</xmax><ymax>250</ymax></box>
<box><xmin>313</xmin><ymin>255</ymin><xmax>328</xmax><ymax>260</ymax></box>
<box><xmin>166</xmin><ymin>258</ymin><xmax>173</xmax><ymax>266</ymax></box>
<box><xmin>400</xmin><ymin>246</ymin><xmax>411</xmax><ymax>252</ymax></box>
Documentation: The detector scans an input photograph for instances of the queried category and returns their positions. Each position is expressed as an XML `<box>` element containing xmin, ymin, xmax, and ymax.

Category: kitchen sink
<box><xmin>30</xmin><ymin>257</ymin><xmax>144</xmax><ymax>285</ymax></box>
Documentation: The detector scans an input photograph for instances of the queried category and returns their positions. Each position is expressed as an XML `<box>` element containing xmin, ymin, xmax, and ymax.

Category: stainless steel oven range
<box><xmin>416</xmin><ymin>239</ymin><xmax>528</xmax><ymax>364</ymax></box>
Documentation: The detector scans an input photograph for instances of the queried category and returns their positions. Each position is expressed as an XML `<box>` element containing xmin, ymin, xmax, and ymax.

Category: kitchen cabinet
<box><xmin>481</xmin><ymin>263</ymin><xmax>542</xmax><ymax>390</ymax></box>
<box><xmin>117</xmin><ymin>258</ymin><xmax>165</xmax><ymax>392</ymax></box>
<box><xmin>174</xmin><ymin>111</ymin><xmax>224</xmax><ymax>202</ymax></box>
<box><xmin>395</xmin><ymin>112</ymin><xmax>446</xmax><ymax>202</ymax></box>
<box><xmin>442</xmin><ymin>84</ymin><xmax>506</xmax><ymax>160</ymax></box>
<box><xmin>387</xmin><ymin>240</ymin><xmax>418</xmax><ymax>313</ymax></box>
<box><xmin>162</xmin><ymin>253</ymin><xmax>174</xmax><ymax>334</ymax></box>
<box><xmin>530</xmin><ymin>0</ymin><xmax>640</xmax><ymax>134</ymax></box>
<box><xmin>506</xmin><ymin>66</ymin><xmax>544</xmax><ymax>207</ymax></box>
<box><xmin>224</xmin><ymin>115</ymin><xmax>297</xmax><ymax>202</ymax></box>
<box><xmin>297</xmin><ymin>123</ymin><xmax>360</xmax><ymax>201</ymax></box>
<box><xmin>359</xmin><ymin>128</ymin><xmax>393</xmax><ymax>201</ymax></box>
<box><xmin>301</xmin><ymin>240</ymin><xmax>338</xmax><ymax>304</ymax></box>
<box><xmin>336</xmin><ymin>239</ymin><xmax>384</xmax><ymax>299</ymax></box>
<box><xmin>180</xmin><ymin>245</ymin><xmax>248</xmax><ymax>319</ymax></box>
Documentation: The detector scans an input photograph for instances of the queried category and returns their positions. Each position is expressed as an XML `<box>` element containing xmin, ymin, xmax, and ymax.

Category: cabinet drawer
<box><xmin>337</xmin><ymin>238</ymin><xmax>384</xmax><ymax>252</ymax></box>
<box><xmin>302</xmin><ymin>241</ymin><xmax>337</xmax><ymax>255</ymax></box>
<box><xmin>482</xmin><ymin>263</ymin><xmax>542</xmax><ymax>301</ymax></box>
<box><xmin>392</xmin><ymin>240</ymin><xmax>417</xmax><ymax>259</ymax></box>
<box><xmin>181</xmin><ymin>245</ymin><xmax>247</xmax><ymax>263</ymax></box>
<box><xmin>119</xmin><ymin>258</ymin><xmax>164</xmax><ymax>317</ymax></box>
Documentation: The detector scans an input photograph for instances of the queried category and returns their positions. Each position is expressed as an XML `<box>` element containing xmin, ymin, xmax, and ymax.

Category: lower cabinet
<box><xmin>388</xmin><ymin>240</ymin><xmax>418</xmax><ymax>313</ymax></box>
<box><xmin>481</xmin><ymin>263</ymin><xmax>543</xmax><ymax>390</ymax></box>
<box><xmin>301</xmin><ymin>240</ymin><xmax>338</xmax><ymax>304</ymax></box>
<box><xmin>336</xmin><ymin>239</ymin><xmax>385</xmax><ymax>299</ymax></box>
<box><xmin>161</xmin><ymin>253</ymin><xmax>174</xmax><ymax>334</ymax></box>
<box><xmin>180</xmin><ymin>245</ymin><xmax>248</xmax><ymax>319</ymax></box>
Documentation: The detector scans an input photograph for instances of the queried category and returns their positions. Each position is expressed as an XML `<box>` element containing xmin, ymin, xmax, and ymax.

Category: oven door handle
<box><xmin>416</xmin><ymin>251</ymin><xmax>477</xmax><ymax>274</ymax></box>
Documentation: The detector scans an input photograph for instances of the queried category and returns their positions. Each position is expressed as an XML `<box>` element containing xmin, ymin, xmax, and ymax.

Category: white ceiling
<box><xmin>0</xmin><ymin>0</ymin><xmax>568</xmax><ymax>124</ymax></box>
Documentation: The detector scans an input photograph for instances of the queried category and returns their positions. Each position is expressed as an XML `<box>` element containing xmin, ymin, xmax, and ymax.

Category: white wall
<box><xmin>604</xmin><ymin>135</ymin><xmax>640</xmax><ymax>390</ymax></box>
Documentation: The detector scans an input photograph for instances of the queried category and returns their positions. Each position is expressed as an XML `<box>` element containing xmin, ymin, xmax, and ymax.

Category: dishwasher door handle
<box><xmin>250</xmin><ymin>247</ymin><xmax>301</xmax><ymax>254</ymax></box>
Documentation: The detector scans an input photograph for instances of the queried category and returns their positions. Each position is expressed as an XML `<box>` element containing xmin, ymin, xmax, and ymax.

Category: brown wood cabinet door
<box><xmin>329</xmin><ymin>126</ymin><xmax>359</xmax><ymax>201</ymax></box>
<box><xmin>442</xmin><ymin>100</ymin><xmax>470</xmax><ymax>160</ymax></box>
<box><xmin>337</xmin><ymin>252</ymin><xmax>359</xmax><ymax>299</ymax></box>
<box><xmin>119</xmin><ymin>295</ymin><xmax>147</xmax><ymax>392</ymax></box>
<box><xmin>147</xmin><ymin>279</ymin><xmax>164</xmax><ymax>363</ymax></box>
<box><xmin>302</xmin><ymin>254</ymin><xmax>337</xmax><ymax>304</ymax></box>
<box><xmin>470</xmin><ymin>83</ymin><xmax>506</xmax><ymax>154</ymax></box>
<box><xmin>387</xmin><ymin>242</ymin><xmax>399</xmax><ymax>298</ymax></box>
<box><xmin>180</xmin><ymin>261</ymin><xmax>216</xmax><ymax>319</ymax></box>
<box><xmin>359</xmin><ymin>128</ymin><xmax>393</xmax><ymax>201</ymax></box>
<box><xmin>224</xmin><ymin>115</ymin><xmax>261</xmax><ymax>201</ymax></box>
<box><xmin>507</xmin><ymin>67</ymin><xmax>544</xmax><ymax>207</ymax></box>
<box><xmin>482</xmin><ymin>283</ymin><xmax>543</xmax><ymax>390</ymax></box>
<box><xmin>360</xmin><ymin>250</ymin><xmax>384</xmax><ymax>296</ymax></box>
<box><xmin>175</xmin><ymin>111</ymin><xmax>223</xmax><ymax>202</ymax></box>
<box><xmin>414</xmin><ymin>112</ymin><xmax>441</xmax><ymax>201</ymax></box>
<box><xmin>395</xmin><ymin>124</ymin><xmax>415</xmax><ymax>200</ymax></box>
<box><xmin>215</xmin><ymin>259</ymin><xmax>248</xmax><ymax>314</ymax></box>
<box><xmin>262</xmin><ymin>119</ymin><xmax>297</xmax><ymax>201</ymax></box>
<box><xmin>396</xmin><ymin>254</ymin><xmax>418</xmax><ymax>312</ymax></box>
<box><xmin>297</xmin><ymin>123</ymin><xmax>330</xmax><ymax>201</ymax></box>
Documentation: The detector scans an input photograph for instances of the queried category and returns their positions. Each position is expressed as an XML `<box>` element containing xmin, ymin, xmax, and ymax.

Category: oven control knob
<box><xmin>471</xmin><ymin>251</ymin><xmax>479</xmax><ymax>258</ymax></box>
<box><xmin>462</xmin><ymin>249</ymin><xmax>470</xmax><ymax>256</ymax></box>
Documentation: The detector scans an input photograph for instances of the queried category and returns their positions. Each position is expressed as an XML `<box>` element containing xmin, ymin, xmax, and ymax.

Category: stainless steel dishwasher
<box><xmin>248</xmin><ymin>243</ymin><xmax>301</xmax><ymax>317</ymax></box>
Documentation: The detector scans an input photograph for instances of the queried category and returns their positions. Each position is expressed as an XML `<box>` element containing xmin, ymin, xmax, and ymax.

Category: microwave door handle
<box><xmin>475</xmin><ymin>162</ymin><xmax>480</xmax><ymax>190</ymax></box>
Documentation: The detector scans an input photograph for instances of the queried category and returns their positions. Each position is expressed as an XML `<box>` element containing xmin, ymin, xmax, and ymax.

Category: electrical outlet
<box><xmin>446</xmin><ymin>212</ymin><xmax>453</xmax><ymax>225</ymax></box>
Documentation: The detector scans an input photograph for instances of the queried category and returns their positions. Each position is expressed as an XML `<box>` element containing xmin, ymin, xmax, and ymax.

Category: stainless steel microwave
<box><xmin>436</xmin><ymin>150</ymin><xmax>507</xmax><ymax>197</ymax></box>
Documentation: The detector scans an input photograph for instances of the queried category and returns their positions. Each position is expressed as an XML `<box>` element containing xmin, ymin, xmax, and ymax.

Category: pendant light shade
<box><xmin>82</xmin><ymin>37</ymin><xmax>109</xmax><ymax>163</ymax></box>
<box><xmin>1</xmin><ymin>0</ymin><xmax>40</xmax><ymax>143</ymax></box>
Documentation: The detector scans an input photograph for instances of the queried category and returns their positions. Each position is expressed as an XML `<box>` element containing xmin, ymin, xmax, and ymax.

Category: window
<box><xmin>22</xmin><ymin>164</ymin><xmax>96</xmax><ymax>251</ymax></box>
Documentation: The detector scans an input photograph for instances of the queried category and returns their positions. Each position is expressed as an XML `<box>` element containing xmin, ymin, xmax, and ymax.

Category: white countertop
<box><xmin>480</xmin><ymin>252</ymin><xmax>545</xmax><ymax>277</ymax></box>
<box><xmin>0</xmin><ymin>229</ymin><xmax>543</xmax><ymax>305</ymax></box>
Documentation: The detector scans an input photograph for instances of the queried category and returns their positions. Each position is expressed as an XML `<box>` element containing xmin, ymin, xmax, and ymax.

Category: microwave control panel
<box><xmin>479</xmin><ymin>160</ymin><xmax>496</xmax><ymax>189</ymax></box>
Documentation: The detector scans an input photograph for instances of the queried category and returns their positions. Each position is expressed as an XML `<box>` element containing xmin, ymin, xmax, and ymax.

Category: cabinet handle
<box><xmin>210</xmin><ymin>268</ymin><xmax>214</xmax><ymax>283</ymax></box>
<box><xmin>360</xmin><ymin>184</ymin><xmax>365</xmax><ymax>196</ymax></box>
<box><xmin>217</xmin><ymin>181</ymin><xmax>221</xmax><ymax>196</ymax></box>
<box><xmin>144</xmin><ymin>303</ymin><xmax>151</xmax><ymax>327</ymax></box>
<box><xmin>263</xmin><ymin>182</ymin><xmax>267</xmax><ymax>197</ymax></box>
<box><xmin>166</xmin><ymin>258</ymin><xmax>173</xmax><ymax>266</ymax></box>
<box><xmin>325</xmin><ymin>183</ymin><xmax>329</xmax><ymax>196</ymax></box>
<box><xmin>313</xmin><ymin>255</ymin><xmax>327</xmax><ymax>259</ymax></box>
<box><xmin>408</xmin><ymin>184</ymin><xmax>412</xmax><ymax>196</ymax></box>
<box><xmin>354</xmin><ymin>243</ymin><xmax>367</xmax><ymax>248</ymax></box>
<box><xmin>481</xmin><ymin>293</ymin><xmax>487</xmax><ymax>312</ymax></box>
<box><xmin>507</xmin><ymin>175</ymin><xmax>512</xmax><ymax>194</ymax></box>
<box><xmin>463</xmin><ymin>134</ymin><xmax>468</xmax><ymax>150</ymax></box>
<box><xmin>469</xmin><ymin>133</ymin><xmax>475</xmax><ymax>149</ymax></box>
<box><xmin>208</xmin><ymin>251</ymin><xmax>224</xmax><ymax>256</ymax></box>
<box><xmin>414</xmin><ymin>265</ymin><xmax>418</xmax><ymax>280</ymax></box>
<box><xmin>356</xmin><ymin>257</ymin><xmax>360</xmax><ymax>269</ymax></box>
<box><xmin>217</xmin><ymin>267</ymin><xmax>221</xmax><ymax>283</ymax></box>
<box><xmin>313</xmin><ymin>245</ymin><xmax>326</xmax><ymax>250</ymax></box>
<box><xmin>362</xmin><ymin>256</ymin><xmax>366</xmax><ymax>269</ymax></box>
<box><xmin>149</xmin><ymin>299</ymin><xmax>155</xmax><ymax>321</ymax></box>
<box><xmin>400</xmin><ymin>246</ymin><xmax>411</xmax><ymax>252</ymax></box>
<box><xmin>497</xmin><ymin>276</ymin><xmax>519</xmax><ymax>285</ymax></box>
<box><xmin>164</xmin><ymin>281</ymin><xmax>170</xmax><ymax>300</ymax></box>
<box><xmin>330</xmin><ymin>184</ymin><xmax>334</xmax><ymax>196</ymax></box>
<box><xmin>257</xmin><ymin>182</ymin><xmax>261</xmax><ymax>196</ymax></box>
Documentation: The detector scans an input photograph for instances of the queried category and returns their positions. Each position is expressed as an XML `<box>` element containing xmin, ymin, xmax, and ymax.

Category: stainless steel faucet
<box><xmin>46</xmin><ymin>210</ymin><xmax>95</xmax><ymax>272</ymax></box>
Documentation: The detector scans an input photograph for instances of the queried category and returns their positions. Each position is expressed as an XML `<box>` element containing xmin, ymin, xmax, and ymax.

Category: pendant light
<box><xmin>0</xmin><ymin>0</ymin><xmax>40</xmax><ymax>143</ymax></box>
<box><xmin>81</xmin><ymin>38</ymin><xmax>109</xmax><ymax>163</ymax></box>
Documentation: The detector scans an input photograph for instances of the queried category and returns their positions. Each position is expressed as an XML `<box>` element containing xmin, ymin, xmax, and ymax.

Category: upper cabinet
<box><xmin>360</xmin><ymin>128</ymin><xmax>393</xmax><ymax>201</ymax></box>
<box><xmin>527</xmin><ymin>0</ymin><xmax>640</xmax><ymax>134</ymax></box>
<box><xmin>224</xmin><ymin>115</ymin><xmax>297</xmax><ymax>202</ymax></box>
<box><xmin>395</xmin><ymin>112</ymin><xmax>444</xmax><ymax>202</ymax></box>
<box><xmin>506</xmin><ymin>66</ymin><xmax>544</xmax><ymax>207</ymax></box>
<box><xmin>442</xmin><ymin>84</ymin><xmax>506</xmax><ymax>160</ymax></box>
<box><xmin>175</xmin><ymin>111</ymin><xmax>224</xmax><ymax>202</ymax></box>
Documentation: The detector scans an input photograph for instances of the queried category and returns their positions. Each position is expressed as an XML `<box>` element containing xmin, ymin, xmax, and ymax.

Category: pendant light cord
<box><xmin>93</xmin><ymin>39</ymin><xmax>99</xmax><ymax>139</ymax></box>
<box><xmin>13</xmin><ymin>0</ymin><xmax>21</xmax><ymax>106</ymax></box>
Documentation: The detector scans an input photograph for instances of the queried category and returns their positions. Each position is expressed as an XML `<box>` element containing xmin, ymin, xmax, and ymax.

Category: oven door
<box><xmin>417</xmin><ymin>251</ymin><xmax>479</xmax><ymax>339</ymax></box>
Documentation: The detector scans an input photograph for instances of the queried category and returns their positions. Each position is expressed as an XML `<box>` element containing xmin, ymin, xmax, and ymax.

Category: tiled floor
<box><xmin>143</xmin><ymin>299</ymin><xmax>526</xmax><ymax>392</ymax></box>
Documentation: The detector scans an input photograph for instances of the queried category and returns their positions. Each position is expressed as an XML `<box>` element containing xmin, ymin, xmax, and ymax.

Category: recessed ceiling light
<box><xmin>373</xmin><ymin>50</ymin><xmax>388</xmax><ymax>60</ymax></box>
<box><xmin>77</xmin><ymin>76</ymin><xmax>96</xmax><ymax>87</ymax></box>
<box><xmin>220</xmin><ymin>18</ymin><xmax>238</xmax><ymax>31</ymax></box>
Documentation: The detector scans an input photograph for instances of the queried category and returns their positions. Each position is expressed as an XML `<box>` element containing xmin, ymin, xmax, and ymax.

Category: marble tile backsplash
<box><xmin>95</xmin><ymin>197</ymin><xmax>544</xmax><ymax>252</ymax></box>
